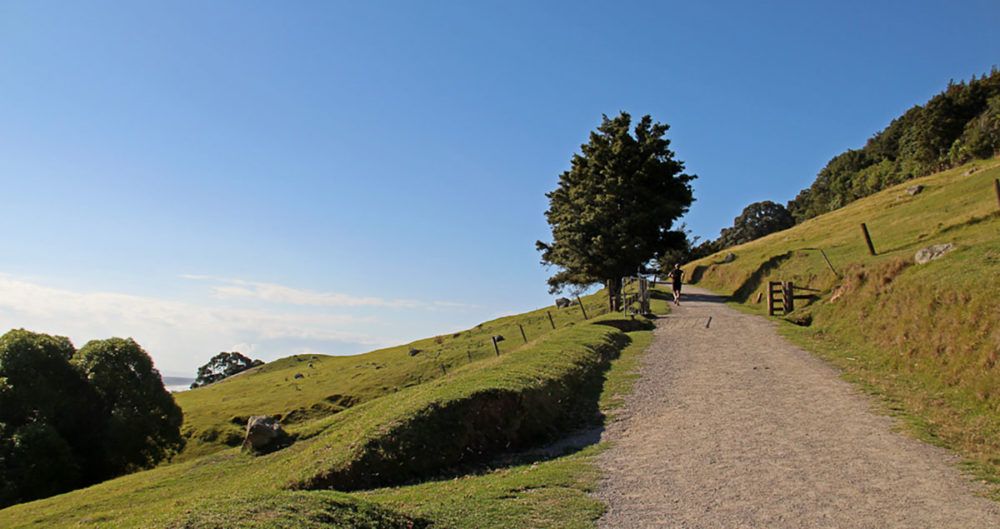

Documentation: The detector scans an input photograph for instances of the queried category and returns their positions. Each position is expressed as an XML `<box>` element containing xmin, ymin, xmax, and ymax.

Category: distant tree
<box><xmin>537</xmin><ymin>112</ymin><xmax>695</xmax><ymax>311</ymax></box>
<box><xmin>191</xmin><ymin>352</ymin><xmax>264</xmax><ymax>389</ymax></box>
<box><xmin>74</xmin><ymin>338</ymin><xmax>184</xmax><ymax>478</ymax></box>
<box><xmin>656</xmin><ymin>224</ymin><xmax>698</xmax><ymax>272</ymax></box>
<box><xmin>717</xmin><ymin>201</ymin><xmax>795</xmax><ymax>249</ymax></box>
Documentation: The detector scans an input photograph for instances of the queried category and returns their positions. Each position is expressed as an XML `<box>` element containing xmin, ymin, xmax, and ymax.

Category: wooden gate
<box><xmin>622</xmin><ymin>276</ymin><xmax>651</xmax><ymax>315</ymax></box>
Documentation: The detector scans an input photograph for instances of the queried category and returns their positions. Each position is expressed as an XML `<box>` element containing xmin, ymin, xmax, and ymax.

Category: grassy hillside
<box><xmin>174</xmin><ymin>294</ymin><xmax>611</xmax><ymax>461</ymax></box>
<box><xmin>0</xmin><ymin>289</ymin><xmax>662</xmax><ymax>528</ymax></box>
<box><xmin>686</xmin><ymin>158</ymin><xmax>1000</xmax><ymax>496</ymax></box>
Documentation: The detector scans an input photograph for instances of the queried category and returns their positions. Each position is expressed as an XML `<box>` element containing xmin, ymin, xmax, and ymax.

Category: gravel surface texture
<box><xmin>596</xmin><ymin>286</ymin><xmax>1000</xmax><ymax>528</ymax></box>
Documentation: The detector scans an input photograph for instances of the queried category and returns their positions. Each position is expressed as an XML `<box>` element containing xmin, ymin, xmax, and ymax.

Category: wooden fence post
<box><xmin>547</xmin><ymin>311</ymin><xmax>556</xmax><ymax>329</ymax></box>
<box><xmin>518</xmin><ymin>324</ymin><xmax>527</xmax><ymax>343</ymax></box>
<box><xmin>860</xmin><ymin>223</ymin><xmax>877</xmax><ymax>256</ymax></box>
<box><xmin>783</xmin><ymin>282</ymin><xmax>795</xmax><ymax>312</ymax></box>
<box><xmin>491</xmin><ymin>336</ymin><xmax>500</xmax><ymax>356</ymax></box>
<box><xmin>576</xmin><ymin>295</ymin><xmax>589</xmax><ymax>320</ymax></box>
<box><xmin>994</xmin><ymin>178</ymin><xmax>1000</xmax><ymax>210</ymax></box>
<box><xmin>817</xmin><ymin>248</ymin><xmax>839</xmax><ymax>277</ymax></box>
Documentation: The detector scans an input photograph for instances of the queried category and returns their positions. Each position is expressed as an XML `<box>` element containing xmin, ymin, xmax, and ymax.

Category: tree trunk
<box><xmin>607</xmin><ymin>277</ymin><xmax>623</xmax><ymax>312</ymax></box>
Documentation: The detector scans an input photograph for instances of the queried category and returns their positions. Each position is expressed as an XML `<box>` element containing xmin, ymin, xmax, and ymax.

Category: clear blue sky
<box><xmin>2</xmin><ymin>1</ymin><xmax>998</xmax><ymax>376</ymax></box>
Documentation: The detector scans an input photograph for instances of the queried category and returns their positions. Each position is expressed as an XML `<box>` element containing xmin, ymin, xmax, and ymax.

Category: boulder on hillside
<box><xmin>555</xmin><ymin>297</ymin><xmax>571</xmax><ymax>308</ymax></box>
<box><xmin>722</xmin><ymin>252</ymin><xmax>737</xmax><ymax>263</ymax></box>
<box><xmin>906</xmin><ymin>185</ymin><xmax>924</xmax><ymax>196</ymax></box>
<box><xmin>243</xmin><ymin>415</ymin><xmax>292</xmax><ymax>454</ymax></box>
<box><xmin>915</xmin><ymin>243</ymin><xmax>955</xmax><ymax>265</ymax></box>
<box><xmin>964</xmin><ymin>167</ymin><xmax>979</xmax><ymax>176</ymax></box>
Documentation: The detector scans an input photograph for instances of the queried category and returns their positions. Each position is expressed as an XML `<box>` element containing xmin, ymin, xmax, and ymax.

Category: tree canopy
<box><xmin>788</xmin><ymin>68</ymin><xmax>1000</xmax><ymax>221</ymax></box>
<box><xmin>717</xmin><ymin>201</ymin><xmax>795</xmax><ymax>249</ymax></box>
<box><xmin>537</xmin><ymin>112</ymin><xmax>695</xmax><ymax>310</ymax></box>
<box><xmin>75</xmin><ymin>338</ymin><xmax>184</xmax><ymax>477</ymax></box>
<box><xmin>191</xmin><ymin>351</ymin><xmax>264</xmax><ymax>389</ymax></box>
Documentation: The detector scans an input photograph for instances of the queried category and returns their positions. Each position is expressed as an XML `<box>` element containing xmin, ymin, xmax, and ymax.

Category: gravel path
<box><xmin>596</xmin><ymin>286</ymin><xmax>1000</xmax><ymax>528</ymax></box>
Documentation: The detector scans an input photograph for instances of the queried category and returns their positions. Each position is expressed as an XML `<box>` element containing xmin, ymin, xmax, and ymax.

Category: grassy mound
<box><xmin>289</xmin><ymin>323</ymin><xmax>630</xmax><ymax>492</ymax></box>
<box><xmin>174</xmin><ymin>294</ymin><xmax>609</xmax><ymax>461</ymax></box>
<box><xmin>686</xmin><ymin>159</ymin><xmax>1000</xmax><ymax>496</ymax></box>
<box><xmin>0</xmin><ymin>293</ymin><xmax>642</xmax><ymax>528</ymax></box>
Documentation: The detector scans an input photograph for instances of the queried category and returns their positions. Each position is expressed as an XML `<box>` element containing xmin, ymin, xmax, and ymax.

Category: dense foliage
<box><xmin>717</xmin><ymin>201</ymin><xmax>795</xmax><ymax>249</ymax></box>
<box><xmin>75</xmin><ymin>338</ymin><xmax>184</xmax><ymax>476</ymax></box>
<box><xmin>788</xmin><ymin>69</ymin><xmax>1000</xmax><ymax>221</ymax></box>
<box><xmin>191</xmin><ymin>351</ymin><xmax>264</xmax><ymax>389</ymax></box>
<box><xmin>0</xmin><ymin>330</ymin><xmax>181</xmax><ymax>508</ymax></box>
<box><xmin>537</xmin><ymin>112</ymin><xmax>695</xmax><ymax>310</ymax></box>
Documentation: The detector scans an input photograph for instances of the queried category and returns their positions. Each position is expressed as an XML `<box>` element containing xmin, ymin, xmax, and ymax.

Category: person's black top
<box><xmin>669</xmin><ymin>269</ymin><xmax>683</xmax><ymax>289</ymax></box>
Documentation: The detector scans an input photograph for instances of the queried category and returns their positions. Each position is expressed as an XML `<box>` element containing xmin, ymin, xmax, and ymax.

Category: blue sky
<box><xmin>1</xmin><ymin>1</ymin><xmax>998</xmax><ymax>376</ymax></box>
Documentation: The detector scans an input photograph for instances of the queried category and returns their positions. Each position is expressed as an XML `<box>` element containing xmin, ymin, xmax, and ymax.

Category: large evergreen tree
<box><xmin>537</xmin><ymin>112</ymin><xmax>695</xmax><ymax>311</ymax></box>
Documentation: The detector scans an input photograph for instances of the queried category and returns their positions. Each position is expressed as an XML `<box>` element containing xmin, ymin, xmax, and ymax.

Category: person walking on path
<box><xmin>668</xmin><ymin>263</ymin><xmax>684</xmax><ymax>306</ymax></box>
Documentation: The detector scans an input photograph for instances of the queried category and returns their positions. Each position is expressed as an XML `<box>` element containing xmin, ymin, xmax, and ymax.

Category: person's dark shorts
<box><xmin>673</xmin><ymin>281</ymin><xmax>682</xmax><ymax>292</ymax></box>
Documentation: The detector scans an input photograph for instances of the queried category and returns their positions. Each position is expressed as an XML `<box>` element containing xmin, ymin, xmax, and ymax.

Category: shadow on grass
<box><xmin>592</xmin><ymin>318</ymin><xmax>655</xmax><ymax>332</ymax></box>
<box><xmin>650</xmin><ymin>290</ymin><xmax>672</xmax><ymax>301</ymax></box>
<box><xmin>731</xmin><ymin>252</ymin><xmax>793</xmax><ymax>302</ymax></box>
<box><xmin>689</xmin><ymin>265</ymin><xmax>709</xmax><ymax>284</ymax></box>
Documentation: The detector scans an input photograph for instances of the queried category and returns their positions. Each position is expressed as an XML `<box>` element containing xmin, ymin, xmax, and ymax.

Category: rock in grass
<box><xmin>555</xmin><ymin>297</ymin><xmax>571</xmax><ymax>308</ymax></box>
<box><xmin>906</xmin><ymin>184</ymin><xmax>924</xmax><ymax>196</ymax></box>
<box><xmin>915</xmin><ymin>243</ymin><xmax>955</xmax><ymax>264</ymax></box>
<box><xmin>243</xmin><ymin>415</ymin><xmax>291</xmax><ymax>454</ymax></box>
<box><xmin>722</xmin><ymin>252</ymin><xmax>736</xmax><ymax>263</ymax></box>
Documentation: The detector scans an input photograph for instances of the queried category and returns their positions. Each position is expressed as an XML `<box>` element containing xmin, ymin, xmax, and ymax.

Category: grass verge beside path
<box><xmin>780</xmin><ymin>324</ymin><xmax>1000</xmax><ymax>500</ymax></box>
<box><xmin>360</xmin><ymin>316</ymin><xmax>657</xmax><ymax>528</ymax></box>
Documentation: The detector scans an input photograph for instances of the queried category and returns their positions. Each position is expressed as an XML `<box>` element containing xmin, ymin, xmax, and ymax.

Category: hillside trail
<box><xmin>596</xmin><ymin>286</ymin><xmax>1000</xmax><ymax>528</ymax></box>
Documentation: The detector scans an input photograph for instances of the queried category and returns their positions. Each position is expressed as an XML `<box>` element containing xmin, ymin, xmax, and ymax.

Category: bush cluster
<box><xmin>0</xmin><ymin>330</ymin><xmax>183</xmax><ymax>508</ymax></box>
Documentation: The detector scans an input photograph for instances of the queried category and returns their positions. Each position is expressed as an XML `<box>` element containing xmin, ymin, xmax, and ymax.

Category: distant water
<box><xmin>162</xmin><ymin>376</ymin><xmax>194</xmax><ymax>393</ymax></box>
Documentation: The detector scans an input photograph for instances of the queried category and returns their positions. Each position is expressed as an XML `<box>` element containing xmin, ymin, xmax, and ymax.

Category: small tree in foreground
<box><xmin>537</xmin><ymin>112</ymin><xmax>695</xmax><ymax>311</ymax></box>
<box><xmin>191</xmin><ymin>351</ymin><xmax>264</xmax><ymax>389</ymax></box>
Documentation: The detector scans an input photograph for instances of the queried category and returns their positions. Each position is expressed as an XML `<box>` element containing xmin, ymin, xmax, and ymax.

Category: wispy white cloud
<box><xmin>0</xmin><ymin>274</ymin><xmax>398</xmax><ymax>376</ymax></box>
<box><xmin>180</xmin><ymin>274</ymin><xmax>473</xmax><ymax>309</ymax></box>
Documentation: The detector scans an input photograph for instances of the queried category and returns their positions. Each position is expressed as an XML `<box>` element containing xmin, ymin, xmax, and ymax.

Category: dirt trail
<box><xmin>596</xmin><ymin>286</ymin><xmax>1000</xmax><ymax>528</ymax></box>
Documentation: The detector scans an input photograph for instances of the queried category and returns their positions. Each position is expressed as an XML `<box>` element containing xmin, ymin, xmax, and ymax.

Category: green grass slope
<box><xmin>175</xmin><ymin>294</ymin><xmax>610</xmax><ymax>461</ymax></box>
<box><xmin>686</xmin><ymin>159</ymin><xmax>1000</xmax><ymax>496</ymax></box>
<box><xmin>0</xmin><ymin>289</ymin><xmax>659</xmax><ymax>528</ymax></box>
